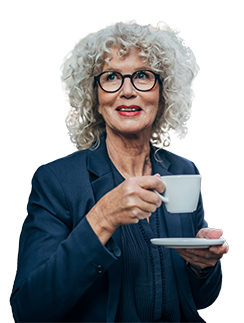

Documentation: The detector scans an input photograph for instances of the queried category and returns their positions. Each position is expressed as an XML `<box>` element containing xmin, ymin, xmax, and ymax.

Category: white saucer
<box><xmin>150</xmin><ymin>238</ymin><xmax>225</xmax><ymax>249</ymax></box>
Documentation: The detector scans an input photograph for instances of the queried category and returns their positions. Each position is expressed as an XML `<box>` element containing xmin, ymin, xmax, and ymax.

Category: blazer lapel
<box><xmin>87</xmin><ymin>135</ymin><xmax>115</xmax><ymax>202</ymax></box>
<box><xmin>87</xmin><ymin>135</ymin><xmax>123</xmax><ymax>322</ymax></box>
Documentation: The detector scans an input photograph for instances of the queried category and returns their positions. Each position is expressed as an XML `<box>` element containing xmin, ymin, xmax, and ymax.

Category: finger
<box><xmin>130</xmin><ymin>209</ymin><xmax>152</xmax><ymax>222</ymax></box>
<box><xmin>153</xmin><ymin>175</ymin><xmax>165</xmax><ymax>193</ymax></box>
<box><xmin>186</xmin><ymin>248</ymin><xmax>226</xmax><ymax>269</ymax></box>
<box><xmin>135</xmin><ymin>176</ymin><xmax>165</xmax><ymax>193</ymax></box>
<box><xmin>177</xmin><ymin>248</ymin><xmax>222</xmax><ymax>265</ymax></box>
<box><xmin>137</xmin><ymin>187</ymin><xmax>162</xmax><ymax>207</ymax></box>
<box><xmin>134</xmin><ymin>197</ymin><xmax>159</xmax><ymax>214</ymax></box>
<box><xmin>197</xmin><ymin>228</ymin><xmax>223</xmax><ymax>239</ymax></box>
<box><xmin>209</xmin><ymin>242</ymin><xmax>229</xmax><ymax>254</ymax></box>
<box><xmin>196</xmin><ymin>228</ymin><xmax>209</xmax><ymax>238</ymax></box>
<box><xmin>206</xmin><ymin>229</ymin><xmax>223</xmax><ymax>239</ymax></box>
<box><xmin>154</xmin><ymin>173</ymin><xmax>161</xmax><ymax>178</ymax></box>
<box><xmin>176</xmin><ymin>249</ymin><xmax>219</xmax><ymax>268</ymax></box>
<box><xmin>190</xmin><ymin>258</ymin><xmax>217</xmax><ymax>268</ymax></box>
<box><xmin>186</xmin><ymin>248</ymin><xmax>221</xmax><ymax>260</ymax></box>
<box><xmin>114</xmin><ymin>202</ymin><xmax>153</xmax><ymax>225</ymax></box>
<box><xmin>124</xmin><ymin>193</ymin><xmax>158</xmax><ymax>217</ymax></box>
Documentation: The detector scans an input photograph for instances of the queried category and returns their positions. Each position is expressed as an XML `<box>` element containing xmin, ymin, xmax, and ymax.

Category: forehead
<box><xmin>102</xmin><ymin>47</ymin><xmax>150</xmax><ymax>71</ymax></box>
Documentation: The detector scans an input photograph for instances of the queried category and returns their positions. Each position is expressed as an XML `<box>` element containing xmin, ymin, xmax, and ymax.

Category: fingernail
<box><xmin>154</xmin><ymin>173</ymin><xmax>161</xmax><ymax>178</ymax></box>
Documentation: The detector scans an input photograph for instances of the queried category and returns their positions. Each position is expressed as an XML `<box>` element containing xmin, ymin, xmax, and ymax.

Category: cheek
<box><xmin>147</xmin><ymin>93</ymin><xmax>160</xmax><ymax>115</ymax></box>
<box><xmin>97</xmin><ymin>90</ymin><xmax>117</xmax><ymax>115</ymax></box>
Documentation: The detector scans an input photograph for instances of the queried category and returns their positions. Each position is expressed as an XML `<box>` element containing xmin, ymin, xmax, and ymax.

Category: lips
<box><xmin>116</xmin><ymin>105</ymin><xmax>142</xmax><ymax>116</ymax></box>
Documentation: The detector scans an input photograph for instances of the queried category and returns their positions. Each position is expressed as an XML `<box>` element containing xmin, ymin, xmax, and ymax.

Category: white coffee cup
<box><xmin>155</xmin><ymin>175</ymin><xmax>201</xmax><ymax>213</ymax></box>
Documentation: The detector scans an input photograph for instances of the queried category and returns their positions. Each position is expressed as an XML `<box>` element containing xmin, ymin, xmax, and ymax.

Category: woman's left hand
<box><xmin>175</xmin><ymin>228</ymin><xmax>229</xmax><ymax>270</ymax></box>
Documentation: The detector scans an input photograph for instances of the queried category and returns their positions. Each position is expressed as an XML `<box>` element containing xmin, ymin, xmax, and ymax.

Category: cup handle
<box><xmin>154</xmin><ymin>190</ymin><xmax>169</xmax><ymax>203</ymax></box>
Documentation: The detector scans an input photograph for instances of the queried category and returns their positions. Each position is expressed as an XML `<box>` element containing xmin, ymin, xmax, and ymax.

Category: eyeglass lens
<box><xmin>99</xmin><ymin>70</ymin><xmax>156</xmax><ymax>92</ymax></box>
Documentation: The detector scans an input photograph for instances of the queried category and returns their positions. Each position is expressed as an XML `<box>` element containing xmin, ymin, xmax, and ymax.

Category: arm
<box><xmin>10</xmin><ymin>165</ymin><xmax>119</xmax><ymax>322</ymax></box>
<box><xmin>180</xmin><ymin>228</ymin><xmax>228</xmax><ymax>309</ymax></box>
<box><xmin>11</xmin><ymin>165</ymin><xmax>164</xmax><ymax>322</ymax></box>
<box><xmin>186</xmin><ymin>258</ymin><xmax>222</xmax><ymax>309</ymax></box>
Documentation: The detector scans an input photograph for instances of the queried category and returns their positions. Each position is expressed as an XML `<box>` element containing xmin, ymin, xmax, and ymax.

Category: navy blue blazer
<box><xmin>10</xmin><ymin>134</ymin><xmax>222</xmax><ymax>322</ymax></box>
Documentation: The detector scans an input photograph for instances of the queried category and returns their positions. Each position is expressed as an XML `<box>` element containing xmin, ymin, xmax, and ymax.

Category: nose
<box><xmin>119</xmin><ymin>77</ymin><xmax>137</xmax><ymax>98</ymax></box>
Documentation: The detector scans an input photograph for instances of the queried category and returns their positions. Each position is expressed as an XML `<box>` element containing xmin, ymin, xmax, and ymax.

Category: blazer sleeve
<box><xmin>10</xmin><ymin>165</ymin><xmax>120</xmax><ymax>322</ymax></box>
<box><xmin>185</xmin><ymin>163</ymin><xmax>222</xmax><ymax>309</ymax></box>
<box><xmin>186</xmin><ymin>260</ymin><xmax>222</xmax><ymax>310</ymax></box>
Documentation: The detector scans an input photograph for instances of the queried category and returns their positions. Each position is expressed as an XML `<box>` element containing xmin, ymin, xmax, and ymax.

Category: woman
<box><xmin>10</xmin><ymin>22</ymin><xmax>228</xmax><ymax>322</ymax></box>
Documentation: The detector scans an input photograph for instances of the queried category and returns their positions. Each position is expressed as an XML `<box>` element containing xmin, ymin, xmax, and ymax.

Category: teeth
<box><xmin>120</xmin><ymin>108</ymin><xmax>138</xmax><ymax>111</ymax></box>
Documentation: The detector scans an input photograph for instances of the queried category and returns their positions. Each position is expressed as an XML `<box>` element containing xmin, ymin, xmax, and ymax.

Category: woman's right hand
<box><xmin>86</xmin><ymin>174</ymin><xmax>165</xmax><ymax>245</ymax></box>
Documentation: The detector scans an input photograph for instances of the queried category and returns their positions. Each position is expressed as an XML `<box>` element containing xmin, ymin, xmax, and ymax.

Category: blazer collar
<box><xmin>87</xmin><ymin>133</ymin><xmax>112</xmax><ymax>178</ymax></box>
<box><xmin>150</xmin><ymin>144</ymin><xmax>172</xmax><ymax>176</ymax></box>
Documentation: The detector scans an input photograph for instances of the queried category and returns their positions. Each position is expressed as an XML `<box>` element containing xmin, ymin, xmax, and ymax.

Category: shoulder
<box><xmin>48</xmin><ymin>149</ymin><xmax>88</xmax><ymax>169</ymax></box>
<box><xmin>35</xmin><ymin>132</ymin><xmax>107</xmax><ymax>177</ymax></box>
<box><xmin>33</xmin><ymin>149</ymin><xmax>90</xmax><ymax>182</ymax></box>
<box><xmin>30</xmin><ymin>149</ymin><xmax>93</xmax><ymax>217</ymax></box>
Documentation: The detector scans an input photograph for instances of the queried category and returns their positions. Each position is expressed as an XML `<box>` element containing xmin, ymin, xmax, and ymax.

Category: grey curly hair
<box><xmin>61</xmin><ymin>21</ymin><xmax>199</xmax><ymax>150</ymax></box>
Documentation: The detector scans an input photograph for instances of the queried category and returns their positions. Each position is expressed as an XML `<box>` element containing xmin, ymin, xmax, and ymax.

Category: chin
<box><xmin>110</xmin><ymin>126</ymin><xmax>152</xmax><ymax>139</ymax></box>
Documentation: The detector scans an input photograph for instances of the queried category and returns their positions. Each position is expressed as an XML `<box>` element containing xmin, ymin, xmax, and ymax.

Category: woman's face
<box><xmin>97</xmin><ymin>47</ymin><xmax>161</xmax><ymax>140</ymax></box>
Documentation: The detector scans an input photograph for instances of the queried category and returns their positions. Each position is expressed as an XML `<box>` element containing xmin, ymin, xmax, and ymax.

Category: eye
<box><xmin>106</xmin><ymin>72</ymin><xmax>120</xmax><ymax>81</ymax></box>
<box><xmin>135</xmin><ymin>71</ymin><xmax>149</xmax><ymax>79</ymax></box>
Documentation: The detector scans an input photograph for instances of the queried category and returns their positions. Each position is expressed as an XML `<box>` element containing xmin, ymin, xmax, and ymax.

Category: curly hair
<box><xmin>61</xmin><ymin>21</ymin><xmax>199</xmax><ymax>150</ymax></box>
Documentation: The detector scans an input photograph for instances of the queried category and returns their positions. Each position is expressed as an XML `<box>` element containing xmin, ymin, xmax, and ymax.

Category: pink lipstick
<box><xmin>116</xmin><ymin>105</ymin><xmax>142</xmax><ymax>117</ymax></box>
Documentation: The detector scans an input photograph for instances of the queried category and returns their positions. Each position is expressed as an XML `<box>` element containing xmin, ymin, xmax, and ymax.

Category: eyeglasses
<box><xmin>94</xmin><ymin>70</ymin><xmax>161</xmax><ymax>93</ymax></box>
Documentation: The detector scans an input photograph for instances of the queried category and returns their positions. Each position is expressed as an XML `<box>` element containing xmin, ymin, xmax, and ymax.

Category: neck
<box><xmin>106</xmin><ymin>130</ymin><xmax>152</xmax><ymax>179</ymax></box>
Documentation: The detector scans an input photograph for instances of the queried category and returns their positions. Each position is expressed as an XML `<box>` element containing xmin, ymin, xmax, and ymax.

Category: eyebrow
<box><xmin>102</xmin><ymin>66</ymin><xmax>152</xmax><ymax>73</ymax></box>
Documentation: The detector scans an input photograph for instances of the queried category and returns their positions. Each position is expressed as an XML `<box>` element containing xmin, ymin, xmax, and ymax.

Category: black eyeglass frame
<box><xmin>94</xmin><ymin>69</ymin><xmax>162</xmax><ymax>93</ymax></box>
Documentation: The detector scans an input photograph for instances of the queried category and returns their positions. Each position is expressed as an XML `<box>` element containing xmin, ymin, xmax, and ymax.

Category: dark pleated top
<box><xmin>110</xmin><ymin>159</ymin><xmax>181</xmax><ymax>322</ymax></box>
